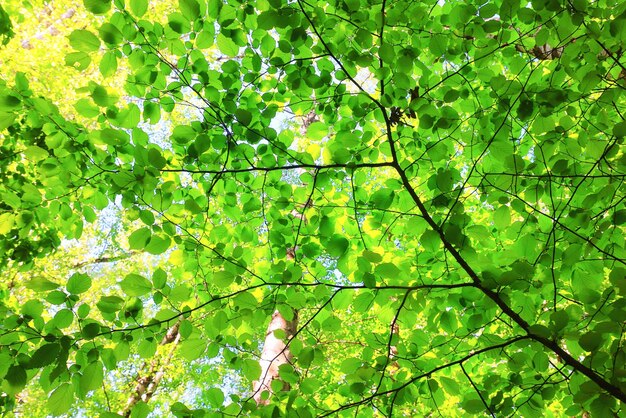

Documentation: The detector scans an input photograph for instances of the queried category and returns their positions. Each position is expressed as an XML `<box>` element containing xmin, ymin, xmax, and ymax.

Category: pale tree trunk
<box><xmin>121</xmin><ymin>322</ymin><xmax>181</xmax><ymax>417</ymax></box>
<box><xmin>253</xmin><ymin>310</ymin><xmax>298</xmax><ymax>405</ymax></box>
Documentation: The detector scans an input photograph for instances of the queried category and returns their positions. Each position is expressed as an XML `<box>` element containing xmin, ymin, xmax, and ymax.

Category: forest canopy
<box><xmin>1</xmin><ymin>0</ymin><xmax>626</xmax><ymax>416</ymax></box>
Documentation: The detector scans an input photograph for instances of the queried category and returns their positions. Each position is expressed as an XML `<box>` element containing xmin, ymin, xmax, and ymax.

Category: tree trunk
<box><xmin>121</xmin><ymin>322</ymin><xmax>181</xmax><ymax>417</ymax></box>
<box><xmin>253</xmin><ymin>310</ymin><xmax>298</xmax><ymax>405</ymax></box>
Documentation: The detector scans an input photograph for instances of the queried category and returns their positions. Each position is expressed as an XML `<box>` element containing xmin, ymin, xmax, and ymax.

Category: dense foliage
<box><xmin>1</xmin><ymin>0</ymin><xmax>626</xmax><ymax>416</ymax></box>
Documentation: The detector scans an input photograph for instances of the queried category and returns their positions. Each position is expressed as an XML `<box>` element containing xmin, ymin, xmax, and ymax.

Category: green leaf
<box><xmin>27</xmin><ymin>343</ymin><xmax>61</xmax><ymax>369</ymax></box>
<box><xmin>99</xmin><ymin>51</ymin><xmax>118</xmax><ymax>77</ymax></box>
<box><xmin>443</xmin><ymin>89</ymin><xmax>460</xmax><ymax>103</ymax></box>
<box><xmin>123</xmin><ymin>297</ymin><xmax>143</xmax><ymax>320</ymax></box>
<box><xmin>179</xmin><ymin>338</ymin><xmax>206</xmax><ymax>360</ymax></box>
<box><xmin>97</xmin><ymin>295</ymin><xmax>125</xmax><ymax>313</ymax></box>
<box><xmin>130</xmin><ymin>402</ymin><xmax>150</xmax><ymax>418</ymax></box>
<box><xmin>429</xmin><ymin>34</ymin><xmax>447</xmax><ymax>56</ymax></box>
<box><xmin>69</xmin><ymin>30</ymin><xmax>101</xmax><ymax>52</ymax></box>
<box><xmin>375</xmin><ymin>262</ymin><xmax>401</xmax><ymax>279</ymax></box>
<box><xmin>550</xmin><ymin>310</ymin><xmax>569</xmax><ymax>332</ymax></box>
<box><xmin>326</xmin><ymin>234</ymin><xmax>349</xmax><ymax>257</ymax></box>
<box><xmin>528</xmin><ymin>324</ymin><xmax>551</xmax><ymax>339</ymax></box>
<box><xmin>82</xmin><ymin>322</ymin><xmax>102</xmax><ymax>339</ymax></box>
<box><xmin>25</xmin><ymin>277</ymin><xmax>59</xmax><ymax>292</ymax></box>
<box><xmin>120</xmin><ymin>274</ymin><xmax>152</xmax><ymax>296</ymax></box>
<box><xmin>67</xmin><ymin>273</ymin><xmax>92</xmax><ymax>295</ymax></box>
<box><xmin>168</xmin><ymin>12</ymin><xmax>190</xmax><ymax>34</ymax></box>
<box><xmin>130</xmin><ymin>0</ymin><xmax>149</xmax><ymax>16</ymax></box>
<box><xmin>235</xmin><ymin>108</ymin><xmax>252</xmax><ymax>126</ymax></box>
<box><xmin>196</xmin><ymin>29</ymin><xmax>213</xmax><ymax>49</ymax></box>
<box><xmin>242</xmin><ymin>359</ymin><xmax>261</xmax><ymax>381</ymax></box>
<box><xmin>307</xmin><ymin>122</ymin><xmax>328</xmax><ymax>140</ymax></box>
<box><xmin>91</xmin><ymin>84</ymin><xmax>113</xmax><ymax>107</ymax></box>
<box><xmin>420</xmin><ymin>230</ymin><xmax>440</xmax><ymax>252</ymax></box>
<box><xmin>152</xmin><ymin>268</ymin><xmax>167</xmax><ymax>289</ymax></box>
<box><xmin>217</xmin><ymin>32</ymin><xmax>239</xmax><ymax>56</ymax></box>
<box><xmin>99</xmin><ymin>23</ymin><xmax>123</xmax><ymax>45</ymax></box>
<box><xmin>145</xmin><ymin>235</ymin><xmax>171</xmax><ymax>255</ymax></box>
<box><xmin>0</xmin><ymin>111</ymin><xmax>16</xmax><ymax>130</ymax></box>
<box><xmin>370</xmin><ymin>189</ymin><xmax>394</xmax><ymax>210</ymax></box>
<box><xmin>47</xmin><ymin>383</ymin><xmax>74</xmax><ymax>416</ymax></box>
<box><xmin>75</xmin><ymin>98</ymin><xmax>100</xmax><ymax>118</ymax></box>
<box><xmin>206</xmin><ymin>387</ymin><xmax>224</xmax><ymax>408</ymax></box>
<box><xmin>579</xmin><ymin>331</ymin><xmax>602</xmax><ymax>352</ymax></box>
<box><xmin>0</xmin><ymin>94</ymin><xmax>19</xmax><ymax>110</ymax></box>
<box><xmin>79</xmin><ymin>361</ymin><xmax>104</xmax><ymax>394</ymax></box>
<box><xmin>83</xmin><ymin>0</ymin><xmax>111</xmax><ymax>15</ymax></box>
<box><xmin>379</xmin><ymin>42</ymin><xmax>395</xmax><ymax>64</ymax></box>
<box><xmin>213</xmin><ymin>270</ymin><xmax>235</xmax><ymax>287</ymax></box>
<box><xmin>144</xmin><ymin>102</ymin><xmax>161</xmax><ymax>124</ymax></box>
<box><xmin>148</xmin><ymin>148</ymin><xmax>167</xmax><ymax>169</ymax></box>
<box><xmin>4</xmin><ymin>365</ymin><xmax>27</xmax><ymax>394</ymax></box>
<box><xmin>362</xmin><ymin>250</ymin><xmax>383</xmax><ymax>263</ymax></box>
<box><xmin>129</xmin><ymin>227</ymin><xmax>151</xmax><ymax>250</ymax></box>
<box><xmin>613</xmin><ymin>121</ymin><xmax>626</xmax><ymax>137</ymax></box>
<box><xmin>171</xmin><ymin>402</ymin><xmax>193</xmax><ymax>416</ymax></box>
<box><xmin>493</xmin><ymin>206</ymin><xmax>510</xmax><ymax>229</ymax></box>
<box><xmin>171</xmin><ymin>125</ymin><xmax>195</xmax><ymax>144</ymax></box>
<box><xmin>65</xmin><ymin>52</ymin><xmax>91</xmax><ymax>71</ymax></box>
<box><xmin>137</xmin><ymin>338</ymin><xmax>157</xmax><ymax>358</ymax></box>
<box><xmin>609</xmin><ymin>268</ymin><xmax>626</xmax><ymax>295</ymax></box>
<box><xmin>462</xmin><ymin>398</ymin><xmax>486</xmax><ymax>414</ymax></box>
<box><xmin>612</xmin><ymin>209</ymin><xmax>626</xmax><ymax>225</ymax></box>
<box><xmin>47</xmin><ymin>291</ymin><xmax>68</xmax><ymax>306</ymax></box>
<box><xmin>179</xmin><ymin>0</ymin><xmax>200</xmax><ymax>20</ymax></box>
<box><xmin>0</xmin><ymin>212</ymin><xmax>14</xmax><ymax>234</ymax></box>
<box><xmin>22</xmin><ymin>299</ymin><xmax>44</xmax><ymax>318</ymax></box>
<box><xmin>0</xmin><ymin>5</ymin><xmax>15</xmax><ymax>46</ymax></box>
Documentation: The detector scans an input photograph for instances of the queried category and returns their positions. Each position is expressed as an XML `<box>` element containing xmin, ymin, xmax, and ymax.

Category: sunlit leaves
<box><xmin>129</xmin><ymin>227</ymin><xmax>151</xmax><ymax>250</ymax></box>
<box><xmin>179</xmin><ymin>0</ymin><xmax>201</xmax><ymax>20</ymax></box>
<box><xmin>0</xmin><ymin>4</ymin><xmax>14</xmax><ymax>46</ymax></box>
<box><xmin>171</xmin><ymin>125</ymin><xmax>196</xmax><ymax>144</ymax></box>
<box><xmin>148</xmin><ymin>148</ymin><xmax>167</xmax><ymax>169</ymax></box>
<box><xmin>1</xmin><ymin>0</ymin><xmax>626</xmax><ymax>416</ymax></box>
<box><xmin>130</xmin><ymin>0</ymin><xmax>149</xmax><ymax>17</ymax></box>
<box><xmin>326</xmin><ymin>235</ymin><xmax>349</xmax><ymax>257</ymax></box>
<box><xmin>99</xmin><ymin>51</ymin><xmax>118</xmax><ymax>77</ymax></box>
<box><xmin>65</xmin><ymin>52</ymin><xmax>91</xmax><ymax>71</ymax></box>
<box><xmin>47</xmin><ymin>383</ymin><xmax>74</xmax><ymax>416</ymax></box>
<box><xmin>79</xmin><ymin>362</ymin><xmax>104</xmax><ymax>394</ymax></box>
<box><xmin>120</xmin><ymin>274</ymin><xmax>152</xmax><ymax>296</ymax></box>
<box><xmin>98</xmin><ymin>23</ymin><xmax>123</xmax><ymax>45</ymax></box>
<box><xmin>69</xmin><ymin>30</ymin><xmax>101</xmax><ymax>52</ymax></box>
<box><xmin>206</xmin><ymin>388</ymin><xmax>224</xmax><ymax>408</ymax></box>
<box><xmin>217</xmin><ymin>33</ymin><xmax>239</xmax><ymax>56</ymax></box>
<box><xmin>90</xmin><ymin>84</ymin><xmax>115</xmax><ymax>107</ymax></box>
<box><xmin>369</xmin><ymin>189</ymin><xmax>394</xmax><ymax>210</ymax></box>
<box><xmin>67</xmin><ymin>273</ymin><xmax>92</xmax><ymax>295</ymax></box>
<box><xmin>83</xmin><ymin>0</ymin><xmax>111</xmax><ymax>15</ymax></box>
<box><xmin>145</xmin><ymin>235</ymin><xmax>171</xmax><ymax>255</ymax></box>
<box><xmin>179</xmin><ymin>338</ymin><xmax>206</xmax><ymax>360</ymax></box>
<box><xmin>97</xmin><ymin>295</ymin><xmax>125</xmax><ymax>313</ymax></box>
<box><xmin>25</xmin><ymin>277</ymin><xmax>59</xmax><ymax>292</ymax></box>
